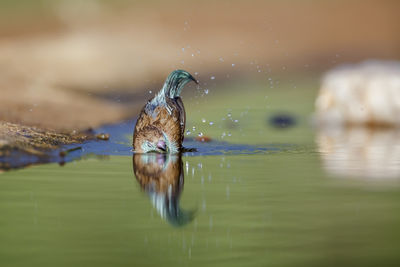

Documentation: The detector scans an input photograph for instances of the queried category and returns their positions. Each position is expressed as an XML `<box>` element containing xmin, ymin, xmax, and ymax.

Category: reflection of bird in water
<box><xmin>133</xmin><ymin>70</ymin><xmax>198</xmax><ymax>153</ymax></box>
<box><xmin>132</xmin><ymin>153</ymin><xmax>195</xmax><ymax>226</ymax></box>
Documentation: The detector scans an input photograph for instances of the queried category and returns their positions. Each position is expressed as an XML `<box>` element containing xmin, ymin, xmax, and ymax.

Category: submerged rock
<box><xmin>96</xmin><ymin>133</ymin><xmax>110</xmax><ymax>140</ymax></box>
<box><xmin>195</xmin><ymin>135</ymin><xmax>212</xmax><ymax>142</ymax></box>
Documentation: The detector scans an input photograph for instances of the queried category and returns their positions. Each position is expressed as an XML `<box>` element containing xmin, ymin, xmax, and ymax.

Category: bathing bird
<box><xmin>133</xmin><ymin>70</ymin><xmax>198</xmax><ymax>153</ymax></box>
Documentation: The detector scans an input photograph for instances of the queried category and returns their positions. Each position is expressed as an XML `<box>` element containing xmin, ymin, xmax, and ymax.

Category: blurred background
<box><xmin>2</xmin><ymin>1</ymin><xmax>400</xmax><ymax>265</ymax></box>
<box><xmin>1</xmin><ymin>0</ymin><xmax>399</xmax><ymax>131</ymax></box>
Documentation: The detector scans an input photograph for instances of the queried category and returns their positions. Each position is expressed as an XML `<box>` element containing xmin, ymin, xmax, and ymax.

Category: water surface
<box><xmin>1</xmin><ymin>79</ymin><xmax>400</xmax><ymax>266</ymax></box>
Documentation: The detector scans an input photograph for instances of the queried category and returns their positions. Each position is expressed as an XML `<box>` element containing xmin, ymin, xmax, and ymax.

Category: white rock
<box><xmin>315</xmin><ymin>60</ymin><xmax>400</xmax><ymax>127</ymax></box>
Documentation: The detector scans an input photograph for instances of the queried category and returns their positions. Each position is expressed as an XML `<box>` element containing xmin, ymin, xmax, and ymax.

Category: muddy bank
<box><xmin>0</xmin><ymin>121</ymin><xmax>96</xmax><ymax>170</ymax></box>
<box><xmin>0</xmin><ymin>121</ymin><xmax>93</xmax><ymax>152</ymax></box>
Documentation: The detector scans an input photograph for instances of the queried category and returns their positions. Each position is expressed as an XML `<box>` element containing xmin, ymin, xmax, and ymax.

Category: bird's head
<box><xmin>141</xmin><ymin>129</ymin><xmax>167</xmax><ymax>153</ymax></box>
<box><xmin>162</xmin><ymin>69</ymin><xmax>198</xmax><ymax>98</ymax></box>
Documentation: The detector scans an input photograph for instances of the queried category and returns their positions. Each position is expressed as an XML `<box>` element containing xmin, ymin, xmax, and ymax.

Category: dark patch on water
<box><xmin>269</xmin><ymin>113</ymin><xmax>297</xmax><ymax>129</ymax></box>
<box><xmin>0</xmin><ymin>150</ymin><xmax>53</xmax><ymax>170</ymax></box>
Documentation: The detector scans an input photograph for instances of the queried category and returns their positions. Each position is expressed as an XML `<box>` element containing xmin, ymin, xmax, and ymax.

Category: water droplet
<box><xmin>191</xmin><ymin>53</ymin><xmax>194</xmax><ymax>57</ymax></box>
<box><xmin>148</xmin><ymin>90</ymin><xmax>152</xmax><ymax>94</ymax></box>
<box><xmin>202</xmin><ymin>199</ymin><xmax>206</xmax><ymax>211</ymax></box>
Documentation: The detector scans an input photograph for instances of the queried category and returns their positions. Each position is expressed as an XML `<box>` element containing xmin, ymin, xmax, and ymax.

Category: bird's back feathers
<box><xmin>133</xmin><ymin>98</ymin><xmax>184</xmax><ymax>153</ymax></box>
<box><xmin>133</xmin><ymin>70</ymin><xmax>196</xmax><ymax>153</ymax></box>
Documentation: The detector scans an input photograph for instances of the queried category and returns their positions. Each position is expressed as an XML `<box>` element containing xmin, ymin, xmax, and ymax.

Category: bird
<box><xmin>133</xmin><ymin>70</ymin><xmax>198</xmax><ymax>153</ymax></box>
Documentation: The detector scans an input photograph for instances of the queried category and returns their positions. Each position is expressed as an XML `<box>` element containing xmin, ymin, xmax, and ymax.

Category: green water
<box><xmin>1</xmin><ymin>78</ymin><xmax>400</xmax><ymax>266</ymax></box>
<box><xmin>1</xmin><ymin>152</ymin><xmax>400</xmax><ymax>266</ymax></box>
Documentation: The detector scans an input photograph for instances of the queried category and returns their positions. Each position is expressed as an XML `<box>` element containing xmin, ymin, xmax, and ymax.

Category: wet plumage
<box><xmin>133</xmin><ymin>70</ymin><xmax>197</xmax><ymax>153</ymax></box>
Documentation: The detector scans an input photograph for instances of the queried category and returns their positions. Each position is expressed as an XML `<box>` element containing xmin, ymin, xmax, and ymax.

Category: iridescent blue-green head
<box><xmin>161</xmin><ymin>69</ymin><xmax>198</xmax><ymax>99</ymax></box>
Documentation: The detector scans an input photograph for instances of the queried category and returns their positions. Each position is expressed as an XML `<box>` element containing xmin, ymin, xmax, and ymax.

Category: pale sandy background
<box><xmin>0</xmin><ymin>0</ymin><xmax>399</xmax><ymax>131</ymax></box>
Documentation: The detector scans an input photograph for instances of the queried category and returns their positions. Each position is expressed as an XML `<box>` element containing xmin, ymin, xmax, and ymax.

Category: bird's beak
<box><xmin>157</xmin><ymin>140</ymin><xmax>166</xmax><ymax>152</ymax></box>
